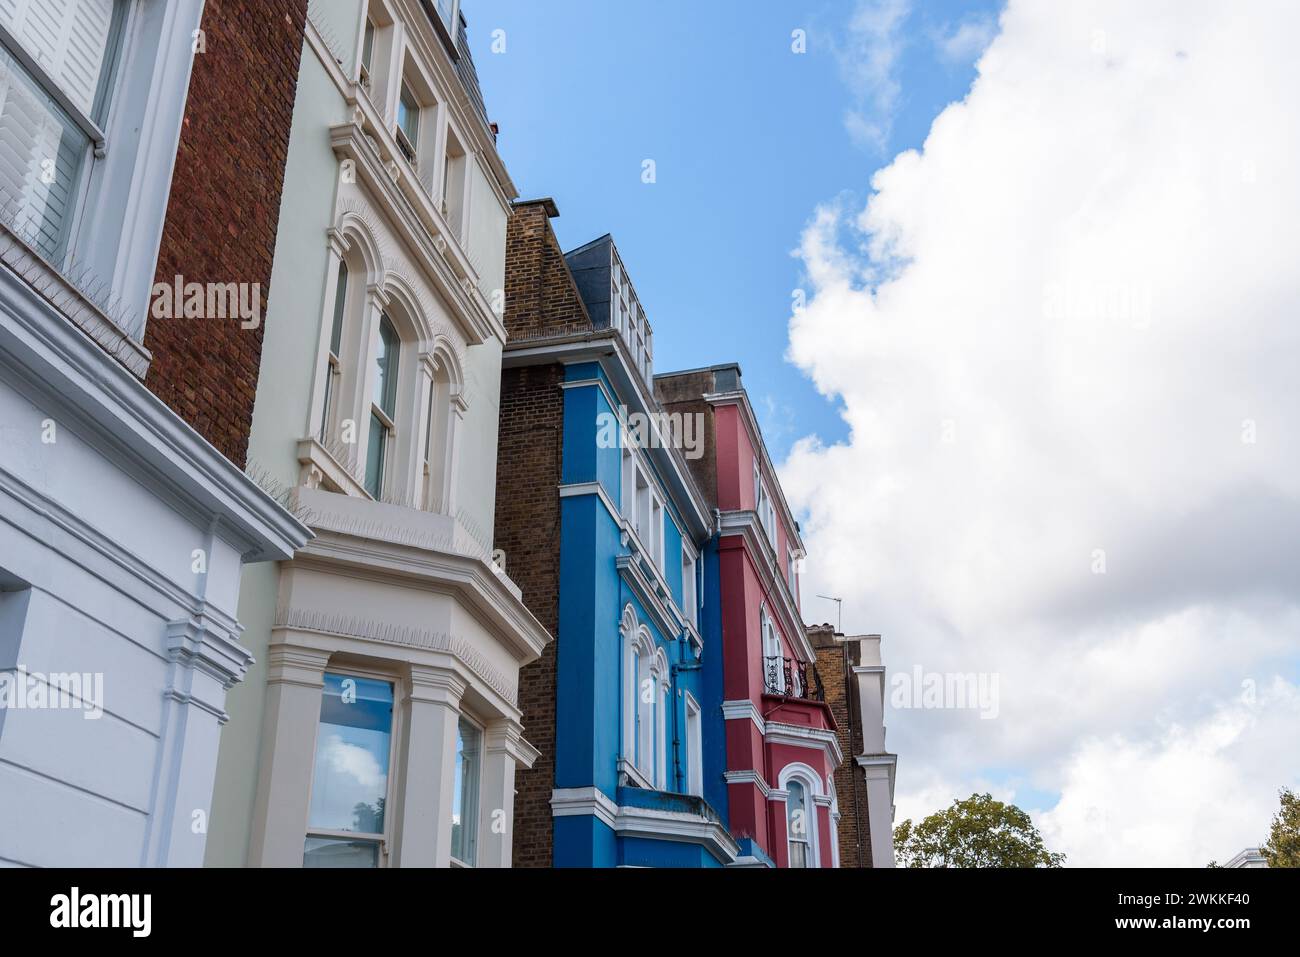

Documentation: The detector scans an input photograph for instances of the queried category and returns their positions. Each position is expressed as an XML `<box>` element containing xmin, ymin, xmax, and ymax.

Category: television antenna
<box><xmin>816</xmin><ymin>594</ymin><xmax>842</xmax><ymax>633</ymax></box>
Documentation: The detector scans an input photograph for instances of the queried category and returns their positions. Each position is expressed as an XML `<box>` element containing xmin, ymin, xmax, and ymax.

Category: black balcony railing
<box><xmin>763</xmin><ymin>656</ymin><xmax>825</xmax><ymax>701</ymax></box>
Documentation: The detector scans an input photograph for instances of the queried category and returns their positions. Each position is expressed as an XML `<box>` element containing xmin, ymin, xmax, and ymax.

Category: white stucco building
<box><xmin>0</xmin><ymin>0</ymin><xmax>310</xmax><ymax>867</ymax></box>
<box><xmin>206</xmin><ymin>0</ymin><xmax>549</xmax><ymax>868</ymax></box>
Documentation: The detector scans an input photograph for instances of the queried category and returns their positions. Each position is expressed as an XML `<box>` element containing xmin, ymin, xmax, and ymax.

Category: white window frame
<box><xmin>395</xmin><ymin>79</ymin><xmax>420</xmax><ymax>164</ymax></box>
<box><xmin>450</xmin><ymin>711</ymin><xmax>483</xmax><ymax>868</ymax></box>
<box><xmin>761</xmin><ymin>605</ymin><xmax>784</xmax><ymax>694</ymax></box>
<box><xmin>682</xmin><ymin>545</ymin><xmax>698</xmax><ymax>626</ymax></box>
<box><xmin>778</xmin><ymin>763</ymin><xmax>824</xmax><ymax>869</ymax></box>
<box><xmin>304</xmin><ymin>667</ymin><xmax>402</xmax><ymax>869</ymax></box>
<box><xmin>1</xmin><ymin>0</ymin><xmax>203</xmax><ymax>334</ymax></box>
<box><xmin>684</xmin><ymin>692</ymin><xmax>702</xmax><ymax>797</ymax></box>
<box><xmin>620</xmin><ymin>605</ymin><xmax>667</xmax><ymax>791</ymax></box>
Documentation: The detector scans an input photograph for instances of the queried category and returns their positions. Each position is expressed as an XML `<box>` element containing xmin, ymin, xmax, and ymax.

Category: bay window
<box><xmin>304</xmin><ymin>673</ymin><xmax>395</xmax><ymax>868</ymax></box>
<box><xmin>450</xmin><ymin>716</ymin><xmax>480</xmax><ymax>866</ymax></box>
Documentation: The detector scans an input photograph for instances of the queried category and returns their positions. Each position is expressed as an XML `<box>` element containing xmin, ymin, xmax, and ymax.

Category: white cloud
<box><xmin>933</xmin><ymin>15</ymin><xmax>998</xmax><ymax>65</ymax></box>
<box><xmin>836</xmin><ymin>0</ymin><xmax>912</xmax><ymax>152</ymax></box>
<box><xmin>785</xmin><ymin>0</ymin><xmax>1300</xmax><ymax>866</ymax></box>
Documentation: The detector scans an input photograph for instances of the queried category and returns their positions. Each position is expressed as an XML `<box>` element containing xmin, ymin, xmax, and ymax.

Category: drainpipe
<box><xmin>672</xmin><ymin>649</ymin><xmax>702</xmax><ymax>795</ymax></box>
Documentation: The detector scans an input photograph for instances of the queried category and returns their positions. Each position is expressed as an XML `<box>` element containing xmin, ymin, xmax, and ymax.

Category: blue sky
<box><xmin>471</xmin><ymin>0</ymin><xmax>1001</xmax><ymax>459</ymax></box>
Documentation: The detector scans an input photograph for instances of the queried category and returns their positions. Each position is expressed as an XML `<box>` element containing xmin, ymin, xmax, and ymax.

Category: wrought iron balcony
<box><xmin>763</xmin><ymin>656</ymin><xmax>825</xmax><ymax>702</ymax></box>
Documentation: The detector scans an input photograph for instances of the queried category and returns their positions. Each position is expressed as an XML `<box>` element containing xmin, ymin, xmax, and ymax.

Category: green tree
<box><xmin>894</xmin><ymin>793</ymin><xmax>1065</xmax><ymax>868</ymax></box>
<box><xmin>1261</xmin><ymin>787</ymin><xmax>1300</xmax><ymax>867</ymax></box>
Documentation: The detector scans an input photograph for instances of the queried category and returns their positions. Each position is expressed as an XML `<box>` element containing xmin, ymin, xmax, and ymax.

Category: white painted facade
<box><xmin>207</xmin><ymin>0</ymin><xmax>548</xmax><ymax>868</ymax></box>
<box><xmin>0</xmin><ymin>0</ymin><xmax>311</xmax><ymax>867</ymax></box>
<box><xmin>851</xmin><ymin>634</ymin><xmax>898</xmax><ymax>868</ymax></box>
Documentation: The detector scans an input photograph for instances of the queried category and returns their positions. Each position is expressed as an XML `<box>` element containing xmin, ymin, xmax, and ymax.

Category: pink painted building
<box><xmin>657</xmin><ymin>365</ymin><xmax>842</xmax><ymax>867</ymax></box>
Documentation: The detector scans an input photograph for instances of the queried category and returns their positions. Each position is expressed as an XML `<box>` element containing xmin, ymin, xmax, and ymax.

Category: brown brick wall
<box><xmin>494</xmin><ymin>363</ymin><xmax>564</xmax><ymax>867</ymax></box>
<box><xmin>504</xmin><ymin>200</ymin><xmax>593</xmax><ymax>342</ymax></box>
<box><xmin>811</xmin><ymin>625</ymin><xmax>874</xmax><ymax>867</ymax></box>
<box><xmin>144</xmin><ymin>0</ymin><xmax>308</xmax><ymax>468</ymax></box>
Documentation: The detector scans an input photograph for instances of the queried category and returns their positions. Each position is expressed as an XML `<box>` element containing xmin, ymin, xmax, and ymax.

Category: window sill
<box><xmin>296</xmin><ymin>435</ymin><xmax>371</xmax><ymax>500</ymax></box>
<box><xmin>0</xmin><ymin>227</ymin><xmax>151</xmax><ymax>378</ymax></box>
<box><xmin>617</xmin><ymin>758</ymin><xmax>657</xmax><ymax>792</ymax></box>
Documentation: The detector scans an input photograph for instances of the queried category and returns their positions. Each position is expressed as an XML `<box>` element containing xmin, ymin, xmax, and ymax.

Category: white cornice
<box><xmin>616</xmin><ymin>554</ymin><xmax>680</xmax><ymax>643</ymax></box>
<box><xmin>295</xmin><ymin>487</ymin><xmax>550</xmax><ymax>663</ymax></box>
<box><xmin>560</xmin><ymin>480</ymin><xmax>696</xmax><ymax>639</ymax></box>
<box><xmin>558</xmin><ymin>480</ymin><xmax>620</xmax><ymax>524</ymax></box>
<box><xmin>275</xmin><ymin>603</ymin><xmax>520</xmax><ymax>709</ymax></box>
<box><xmin>549</xmin><ymin>787</ymin><xmax>739</xmax><ymax>863</ymax></box>
<box><xmin>718</xmin><ymin>510</ymin><xmax>814</xmax><ymax>662</ymax></box>
<box><xmin>724</xmin><ymin>769</ymin><xmax>771</xmax><ymax>799</ymax></box>
<box><xmin>502</xmin><ymin>333</ymin><xmax>714</xmax><ymax>540</ymax></box>
<box><xmin>721</xmin><ymin>699</ymin><xmax>766</xmax><ymax>736</ymax></box>
<box><xmin>304</xmin><ymin>10</ymin><xmax>514</xmax><ymax>207</ymax></box>
<box><xmin>613</xmin><ymin>804</ymin><xmax>740</xmax><ymax>865</ymax></box>
<box><xmin>0</xmin><ymin>263</ymin><xmax>311</xmax><ymax>562</ymax></box>
<box><xmin>766</xmin><ymin>720</ymin><xmax>844</xmax><ymax>768</ymax></box>
<box><xmin>390</xmin><ymin>0</ymin><xmax>517</xmax><ymax>201</ymax></box>
<box><xmin>856</xmin><ymin>752</ymin><xmax>898</xmax><ymax>804</ymax></box>
<box><xmin>550</xmin><ymin>787</ymin><xmax>618</xmax><ymax>830</ymax></box>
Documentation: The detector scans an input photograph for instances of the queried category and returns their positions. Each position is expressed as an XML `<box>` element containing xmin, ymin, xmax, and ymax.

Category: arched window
<box><xmin>320</xmin><ymin>260</ymin><xmax>349</xmax><ymax>443</ymax></box>
<box><xmin>621</xmin><ymin>606</ymin><xmax>667</xmax><ymax>790</ymax></box>
<box><xmin>364</xmin><ymin>314</ymin><xmax>400</xmax><ymax>498</ymax></box>
<box><xmin>779</xmin><ymin>763</ymin><xmax>823</xmax><ymax>868</ymax></box>
<box><xmin>786</xmin><ymin>780</ymin><xmax>810</xmax><ymax>868</ymax></box>
<box><xmin>761</xmin><ymin>606</ymin><xmax>784</xmax><ymax>694</ymax></box>
<box><xmin>422</xmin><ymin>350</ymin><xmax>455</xmax><ymax>512</ymax></box>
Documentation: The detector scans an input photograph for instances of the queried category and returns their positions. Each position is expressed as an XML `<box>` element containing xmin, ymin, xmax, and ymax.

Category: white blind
<box><xmin>0</xmin><ymin>46</ymin><xmax>85</xmax><ymax>259</ymax></box>
<box><xmin>0</xmin><ymin>0</ymin><xmax>116</xmax><ymax>116</ymax></box>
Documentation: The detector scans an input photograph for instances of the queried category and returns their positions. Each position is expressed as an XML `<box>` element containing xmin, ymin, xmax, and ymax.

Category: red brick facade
<box><xmin>144</xmin><ymin>0</ymin><xmax>309</xmax><ymax>468</ymax></box>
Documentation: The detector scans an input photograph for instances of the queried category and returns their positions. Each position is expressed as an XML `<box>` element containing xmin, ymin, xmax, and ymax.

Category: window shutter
<box><xmin>1</xmin><ymin>0</ymin><xmax>117</xmax><ymax>116</ymax></box>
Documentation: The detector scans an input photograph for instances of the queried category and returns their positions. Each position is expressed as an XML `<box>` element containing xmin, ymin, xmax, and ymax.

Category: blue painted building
<box><xmin>494</xmin><ymin>199</ymin><xmax>735</xmax><ymax>866</ymax></box>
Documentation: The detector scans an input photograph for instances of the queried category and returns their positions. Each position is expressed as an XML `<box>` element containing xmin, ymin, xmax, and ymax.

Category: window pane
<box><xmin>308</xmin><ymin>674</ymin><xmax>393</xmax><ymax>834</ymax></box>
<box><xmin>435</xmin><ymin>0</ymin><xmax>456</xmax><ymax>32</ymax></box>
<box><xmin>361</xmin><ymin>19</ymin><xmax>375</xmax><ymax>73</ymax></box>
<box><xmin>330</xmin><ymin>262</ymin><xmax>347</xmax><ymax>356</ymax></box>
<box><xmin>365</xmin><ymin>412</ymin><xmax>386</xmax><ymax>497</ymax></box>
<box><xmin>786</xmin><ymin>780</ymin><xmax>809</xmax><ymax>867</ymax></box>
<box><xmin>373</xmin><ymin>315</ymin><xmax>398</xmax><ymax>415</ymax></box>
<box><xmin>451</xmin><ymin>717</ymin><xmax>480</xmax><ymax>865</ymax></box>
<box><xmin>303</xmin><ymin>836</ymin><xmax>379</xmax><ymax>868</ymax></box>
<box><xmin>0</xmin><ymin>47</ymin><xmax>89</xmax><ymax>260</ymax></box>
<box><xmin>397</xmin><ymin>85</ymin><xmax>419</xmax><ymax>149</ymax></box>
<box><xmin>319</xmin><ymin>365</ymin><xmax>334</xmax><ymax>444</ymax></box>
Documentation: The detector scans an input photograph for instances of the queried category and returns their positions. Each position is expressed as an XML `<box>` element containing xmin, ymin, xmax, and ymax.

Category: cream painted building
<box><xmin>206</xmin><ymin>0</ymin><xmax>548</xmax><ymax>868</ymax></box>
